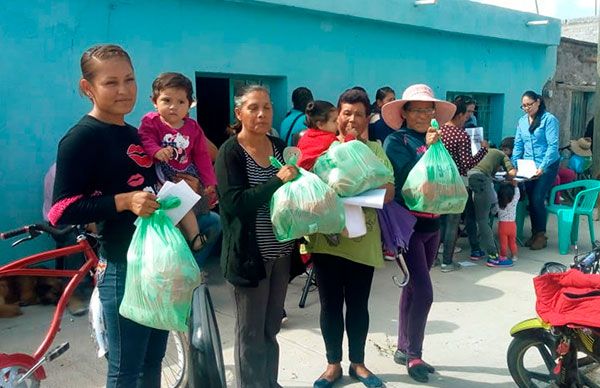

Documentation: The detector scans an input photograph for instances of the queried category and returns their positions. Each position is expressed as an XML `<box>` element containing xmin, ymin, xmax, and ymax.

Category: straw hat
<box><xmin>570</xmin><ymin>137</ymin><xmax>592</xmax><ymax>157</ymax></box>
<box><xmin>381</xmin><ymin>84</ymin><xmax>456</xmax><ymax>130</ymax></box>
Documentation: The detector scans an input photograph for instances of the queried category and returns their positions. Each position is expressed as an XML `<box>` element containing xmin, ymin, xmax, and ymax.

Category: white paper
<box><xmin>516</xmin><ymin>159</ymin><xmax>537</xmax><ymax>179</ymax></box>
<box><xmin>156</xmin><ymin>180</ymin><xmax>201</xmax><ymax>225</ymax></box>
<box><xmin>341</xmin><ymin>189</ymin><xmax>386</xmax><ymax>209</ymax></box>
<box><xmin>465</xmin><ymin>127</ymin><xmax>484</xmax><ymax>156</ymax></box>
<box><xmin>494</xmin><ymin>171</ymin><xmax>526</xmax><ymax>183</ymax></box>
<box><xmin>343</xmin><ymin>204</ymin><xmax>367</xmax><ymax>238</ymax></box>
<box><xmin>458</xmin><ymin>261</ymin><xmax>477</xmax><ymax>267</ymax></box>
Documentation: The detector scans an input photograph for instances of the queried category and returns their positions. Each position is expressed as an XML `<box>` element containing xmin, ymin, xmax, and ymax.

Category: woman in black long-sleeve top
<box><xmin>215</xmin><ymin>84</ymin><xmax>298</xmax><ymax>388</ymax></box>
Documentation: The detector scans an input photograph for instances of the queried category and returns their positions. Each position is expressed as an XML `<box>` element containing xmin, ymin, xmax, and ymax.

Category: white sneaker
<box><xmin>438</xmin><ymin>245</ymin><xmax>462</xmax><ymax>254</ymax></box>
<box><xmin>512</xmin><ymin>256</ymin><xmax>519</xmax><ymax>262</ymax></box>
<box><xmin>441</xmin><ymin>262</ymin><xmax>461</xmax><ymax>273</ymax></box>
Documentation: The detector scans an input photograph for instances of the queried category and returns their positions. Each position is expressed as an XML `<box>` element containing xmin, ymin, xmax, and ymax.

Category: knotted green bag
<box><xmin>312</xmin><ymin>140</ymin><xmax>393</xmax><ymax>197</ymax></box>
<box><xmin>401</xmin><ymin>135</ymin><xmax>468</xmax><ymax>214</ymax></box>
<box><xmin>270</xmin><ymin>156</ymin><xmax>345</xmax><ymax>242</ymax></box>
<box><xmin>120</xmin><ymin>196</ymin><xmax>201</xmax><ymax>331</ymax></box>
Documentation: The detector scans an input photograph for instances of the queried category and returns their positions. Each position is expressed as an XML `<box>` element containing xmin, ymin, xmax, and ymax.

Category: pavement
<box><xmin>1</xmin><ymin>213</ymin><xmax>599</xmax><ymax>387</ymax></box>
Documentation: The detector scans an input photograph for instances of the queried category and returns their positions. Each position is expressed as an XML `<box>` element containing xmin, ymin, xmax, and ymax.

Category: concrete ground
<box><xmin>1</xmin><ymin>213</ymin><xmax>598</xmax><ymax>387</ymax></box>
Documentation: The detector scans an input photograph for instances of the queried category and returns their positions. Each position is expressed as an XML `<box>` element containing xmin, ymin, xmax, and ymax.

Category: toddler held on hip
<box><xmin>296</xmin><ymin>100</ymin><xmax>339</xmax><ymax>171</ymax></box>
<box><xmin>138</xmin><ymin>72</ymin><xmax>217</xmax><ymax>251</ymax></box>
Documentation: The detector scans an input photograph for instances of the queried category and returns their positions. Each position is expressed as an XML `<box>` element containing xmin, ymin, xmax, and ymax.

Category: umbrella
<box><xmin>377</xmin><ymin>201</ymin><xmax>416</xmax><ymax>255</ymax></box>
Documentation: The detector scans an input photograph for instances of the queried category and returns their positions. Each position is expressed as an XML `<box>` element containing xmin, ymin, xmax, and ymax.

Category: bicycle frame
<box><xmin>0</xmin><ymin>235</ymin><xmax>98</xmax><ymax>382</ymax></box>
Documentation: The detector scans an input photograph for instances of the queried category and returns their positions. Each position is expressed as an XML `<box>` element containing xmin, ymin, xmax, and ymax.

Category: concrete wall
<box><xmin>544</xmin><ymin>38</ymin><xmax>597</xmax><ymax>142</ymax></box>
<box><xmin>0</xmin><ymin>0</ymin><xmax>560</xmax><ymax>262</ymax></box>
<box><xmin>562</xmin><ymin>17</ymin><xmax>599</xmax><ymax>44</ymax></box>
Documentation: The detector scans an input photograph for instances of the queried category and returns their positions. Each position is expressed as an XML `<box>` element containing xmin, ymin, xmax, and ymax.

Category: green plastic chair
<box><xmin>547</xmin><ymin>180</ymin><xmax>600</xmax><ymax>254</ymax></box>
<box><xmin>516</xmin><ymin>196</ymin><xmax>529</xmax><ymax>246</ymax></box>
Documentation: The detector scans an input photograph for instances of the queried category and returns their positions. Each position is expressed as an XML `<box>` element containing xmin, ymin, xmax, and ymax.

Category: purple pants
<box><xmin>398</xmin><ymin>230</ymin><xmax>440</xmax><ymax>359</ymax></box>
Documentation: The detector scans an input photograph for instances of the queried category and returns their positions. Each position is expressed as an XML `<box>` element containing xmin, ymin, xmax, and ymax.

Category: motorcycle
<box><xmin>507</xmin><ymin>242</ymin><xmax>600</xmax><ymax>388</ymax></box>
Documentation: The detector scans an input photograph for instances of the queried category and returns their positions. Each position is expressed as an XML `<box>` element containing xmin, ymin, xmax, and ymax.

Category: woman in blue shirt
<box><xmin>512</xmin><ymin>90</ymin><xmax>560</xmax><ymax>250</ymax></box>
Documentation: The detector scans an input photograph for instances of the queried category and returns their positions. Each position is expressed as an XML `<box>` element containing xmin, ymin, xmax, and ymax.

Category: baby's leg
<box><xmin>179</xmin><ymin>211</ymin><xmax>205</xmax><ymax>251</ymax></box>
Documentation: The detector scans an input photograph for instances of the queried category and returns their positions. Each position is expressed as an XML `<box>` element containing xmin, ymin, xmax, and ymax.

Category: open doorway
<box><xmin>195</xmin><ymin>73</ymin><xmax>287</xmax><ymax>147</ymax></box>
<box><xmin>195</xmin><ymin>76</ymin><xmax>230</xmax><ymax>147</ymax></box>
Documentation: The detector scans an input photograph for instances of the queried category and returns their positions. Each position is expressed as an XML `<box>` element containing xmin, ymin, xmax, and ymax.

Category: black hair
<box><xmin>291</xmin><ymin>87</ymin><xmax>314</xmax><ymax>111</ymax></box>
<box><xmin>451</xmin><ymin>95</ymin><xmax>476</xmax><ymax>118</ymax></box>
<box><xmin>500</xmin><ymin>136</ymin><xmax>515</xmax><ymax>151</ymax></box>
<box><xmin>305</xmin><ymin>100</ymin><xmax>336</xmax><ymax>129</ymax></box>
<box><xmin>80</xmin><ymin>44</ymin><xmax>133</xmax><ymax>97</ymax></box>
<box><xmin>151</xmin><ymin>72</ymin><xmax>194</xmax><ymax>104</ymax></box>
<box><xmin>497</xmin><ymin>181</ymin><xmax>516</xmax><ymax>210</ymax></box>
<box><xmin>522</xmin><ymin>90</ymin><xmax>546</xmax><ymax>133</ymax></box>
<box><xmin>351</xmin><ymin>85</ymin><xmax>368</xmax><ymax>94</ymax></box>
<box><xmin>227</xmin><ymin>84</ymin><xmax>270</xmax><ymax>135</ymax></box>
<box><xmin>371</xmin><ymin>86</ymin><xmax>395</xmax><ymax>114</ymax></box>
<box><xmin>337</xmin><ymin>88</ymin><xmax>371</xmax><ymax>117</ymax></box>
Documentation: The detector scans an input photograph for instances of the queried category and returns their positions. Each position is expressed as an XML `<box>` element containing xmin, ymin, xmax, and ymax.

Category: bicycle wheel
<box><xmin>0</xmin><ymin>365</ymin><xmax>41</xmax><ymax>388</ymax></box>
<box><xmin>162</xmin><ymin>331</ymin><xmax>188</xmax><ymax>388</ymax></box>
<box><xmin>88</xmin><ymin>288</ymin><xmax>188</xmax><ymax>388</ymax></box>
<box><xmin>507</xmin><ymin>334</ymin><xmax>558</xmax><ymax>387</ymax></box>
<box><xmin>188</xmin><ymin>285</ymin><xmax>226</xmax><ymax>388</ymax></box>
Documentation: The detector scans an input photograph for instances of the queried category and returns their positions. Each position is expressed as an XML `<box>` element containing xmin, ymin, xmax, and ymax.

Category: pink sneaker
<box><xmin>384</xmin><ymin>250</ymin><xmax>396</xmax><ymax>261</ymax></box>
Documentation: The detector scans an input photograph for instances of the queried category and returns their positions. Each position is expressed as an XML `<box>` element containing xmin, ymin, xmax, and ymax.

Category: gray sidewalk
<box><xmin>1</xmin><ymin>214</ymin><xmax>598</xmax><ymax>387</ymax></box>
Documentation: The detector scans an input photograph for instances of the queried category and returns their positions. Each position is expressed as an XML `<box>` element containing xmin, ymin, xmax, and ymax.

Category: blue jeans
<box><xmin>193</xmin><ymin>211</ymin><xmax>222</xmax><ymax>269</ymax></box>
<box><xmin>97</xmin><ymin>259</ymin><xmax>168</xmax><ymax>388</ymax></box>
<box><xmin>525</xmin><ymin>160</ymin><xmax>559</xmax><ymax>234</ymax></box>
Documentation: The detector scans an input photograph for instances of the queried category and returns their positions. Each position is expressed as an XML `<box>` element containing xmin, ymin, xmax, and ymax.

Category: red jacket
<box><xmin>297</xmin><ymin>129</ymin><xmax>338</xmax><ymax>171</ymax></box>
<box><xmin>534</xmin><ymin>270</ymin><xmax>600</xmax><ymax>328</ymax></box>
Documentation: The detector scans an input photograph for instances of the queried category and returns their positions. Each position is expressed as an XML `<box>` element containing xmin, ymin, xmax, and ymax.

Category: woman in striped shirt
<box><xmin>215</xmin><ymin>84</ymin><xmax>298</xmax><ymax>388</ymax></box>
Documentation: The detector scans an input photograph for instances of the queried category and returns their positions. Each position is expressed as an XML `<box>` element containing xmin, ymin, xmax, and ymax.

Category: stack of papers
<box><xmin>340</xmin><ymin>189</ymin><xmax>386</xmax><ymax>238</ymax></box>
<box><xmin>465</xmin><ymin>127</ymin><xmax>484</xmax><ymax>156</ymax></box>
<box><xmin>516</xmin><ymin>159</ymin><xmax>537</xmax><ymax>179</ymax></box>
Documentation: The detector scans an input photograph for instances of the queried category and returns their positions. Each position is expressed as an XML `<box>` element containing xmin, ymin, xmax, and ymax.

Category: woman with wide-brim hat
<box><xmin>382</xmin><ymin>84</ymin><xmax>456</xmax><ymax>383</ymax></box>
<box><xmin>570</xmin><ymin>137</ymin><xmax>593</xmax><ymax>157</ymax></box>
<box><xmin>511</xmin><ymin>90</ymin><xmax>560</xmax><ymax>250</ymax></box>
<box><xmin>566</xmin><ymin>137</ymin><xmax>593</xmax><ymax>176</ymax></box>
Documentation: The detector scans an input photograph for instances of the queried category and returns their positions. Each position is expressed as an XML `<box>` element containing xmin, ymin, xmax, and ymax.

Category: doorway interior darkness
<box><xmin>195</xmin><ymin>76</ymin><xmax>230</xmax><ymax>147</ymax></box>
<box><xmin>195</xmin><ymin>73</ymin><xmax>286</xmax><ymax>148</ymax></box>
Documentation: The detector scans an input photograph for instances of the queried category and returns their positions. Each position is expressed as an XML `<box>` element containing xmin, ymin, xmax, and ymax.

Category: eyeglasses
<box><xmin>521</xmin><ymin>101</ymin><xmax>538</xmax><ymax>110</ymax></box>
<box><xmin>406</xmin><ymin>108</ymin><xmax>435</xmax><ymax>115</ymax></box>
<box><xmin>466</xmin><ymin>109</ymin><xmax>476</xmax><ymax>114</ymax></box>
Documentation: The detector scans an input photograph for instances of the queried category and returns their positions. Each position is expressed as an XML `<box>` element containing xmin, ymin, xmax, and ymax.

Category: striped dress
<box><xmin>242</xmin><ymin>144</ymin><xmax>294</xmax><ymax>260</ymax></box>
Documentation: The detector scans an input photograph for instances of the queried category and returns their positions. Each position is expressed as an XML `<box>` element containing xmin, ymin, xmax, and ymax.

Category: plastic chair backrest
<box><xmin>574</xmin><ymin>186</ymin><xmax>600</xmax><ymax>215</ymax></box>
<box><xmin>578</xmin><ymin>179</ymin><xmax>600</xmax><ymax>190</ymax></box>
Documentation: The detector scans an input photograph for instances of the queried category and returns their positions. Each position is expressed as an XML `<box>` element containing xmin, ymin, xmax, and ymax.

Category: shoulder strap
<box><xmin>285</xmin><ymin>112</ymin><xmax>305</xmax><ymax>145</ymax></box>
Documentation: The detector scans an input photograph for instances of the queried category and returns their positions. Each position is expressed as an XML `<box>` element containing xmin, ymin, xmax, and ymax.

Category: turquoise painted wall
<box><xmin>0</xmin><ymin>0</ymin><xmax>560</xmax><ymax>263</ymax></box>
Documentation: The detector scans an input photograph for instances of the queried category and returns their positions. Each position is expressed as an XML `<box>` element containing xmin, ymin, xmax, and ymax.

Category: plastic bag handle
<box><xmin>430</xmin><ymin>118</ymin><xmax>439</xmax><ymax>130</ymax></box>
<box><xmin>269</xmin><ymin>156</ymin><xmax>284</xmax><ymax>169</ymax></box>
<box><xmin>157</xmin><ymin>196</ymin><xmax>181</xmax><ymax>210</ymax></box>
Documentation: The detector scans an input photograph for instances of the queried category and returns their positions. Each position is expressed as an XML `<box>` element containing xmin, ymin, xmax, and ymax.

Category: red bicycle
<box><xmin>0</xmin><ymin>224</ymin><xmax>189</xmax><ymax>387</ymax></box>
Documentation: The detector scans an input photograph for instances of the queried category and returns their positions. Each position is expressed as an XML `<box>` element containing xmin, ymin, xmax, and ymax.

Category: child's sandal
<box><xmin>190</xmin><ymin>233</ymin><xmax>208</xmax><ymax>252</ymax></box>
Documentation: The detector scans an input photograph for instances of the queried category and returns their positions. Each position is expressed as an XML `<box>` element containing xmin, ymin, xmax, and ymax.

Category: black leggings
<box><xmin>312</xmin><ymin>253</ymin><xmax>374</xmax><ymax>364</ymax></box>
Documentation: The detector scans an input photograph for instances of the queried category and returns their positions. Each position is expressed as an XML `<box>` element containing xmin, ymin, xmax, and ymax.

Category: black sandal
<box><xmin>189</xmin><ymin>233</ymin><xmax>208</xmax><ymax>252</ymax></box>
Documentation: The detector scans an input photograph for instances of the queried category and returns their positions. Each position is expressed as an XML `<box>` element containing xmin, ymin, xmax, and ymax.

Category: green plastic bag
<box><xmin>312</xmin><ymin>140</ymin><xmax>393</xmax><ymax>197</ymax></box>
<box><xmin>270</xmin><ymin>157</ymin><xmax>345</xmax><ymax>242</ymax></box>
<box><xmin>120</xmin><ymin>196</ymin><xmax>201</xmax><ymax>331</ymax></box>
<box><xmin>401</xmin><ymin>140</ymin><xmax>468</xmax><ymax>214</ymax></box>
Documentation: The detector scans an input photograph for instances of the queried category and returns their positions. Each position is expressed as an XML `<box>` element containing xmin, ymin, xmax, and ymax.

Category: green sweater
<box><xmin>472</xmin><ymin>148</ymin><xmax>514</xmax><ymax>176</ymax></box>
<box><xmin>306</xmin><ymin>141</ymin><xmax>394</xmax><ymax>268</ymax></box>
